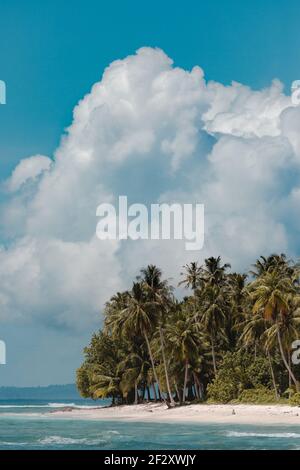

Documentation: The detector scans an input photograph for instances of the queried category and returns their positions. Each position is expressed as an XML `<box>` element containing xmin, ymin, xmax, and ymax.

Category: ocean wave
<box><xmin>226</xmin><ymin>431</ymin><xmax>300</xmax><ymax>439</ymax></box>
<box><xmin>38</xmin><ymin>435</ymin><xmax>107</xmax><ymax>446</ymax></box>
<box><xmin>0</xmin><ymin>430</ymin><xmax>120</xmax><ymax>448</ymax></box>
<box><xmin>48</xmin><ymin>403</ymin><xmax>100</xmax><ymax>409</ymax></box>
<box><xmin>0</xmin><ymin>403</ymin><xmax>100</xmax><ymax>409</ymax></box>
<box><xmin>0</xmin><ymin>441</ymin><xmax>28</xmax><ymax>446</ymax></box>
<box><xmin>0</xmin><ymin>403</ymin><xmax>75</xmax><ymax>409</ymax></box>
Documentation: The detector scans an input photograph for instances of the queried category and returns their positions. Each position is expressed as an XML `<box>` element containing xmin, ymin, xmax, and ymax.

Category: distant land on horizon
<box><xmin>0</xmin><ymin>383</ymin><xmax>82</xmax><ymax>400</ymax></box>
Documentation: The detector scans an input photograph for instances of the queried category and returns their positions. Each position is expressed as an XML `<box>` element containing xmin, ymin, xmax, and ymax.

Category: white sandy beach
<box><xmin>52</xmin><ymin>403</ymin><xmax>300</xmax><ymax>425</ymax></box>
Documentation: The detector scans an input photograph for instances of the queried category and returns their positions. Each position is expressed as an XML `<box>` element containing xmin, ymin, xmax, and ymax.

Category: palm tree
<box><xmin>166</xmin><ymin>306</ymin><xmax>202</xmax><ymax>402</ymax></box>
<box><xmin>249</xmin><ymin>270</ymin><xmax>300</xmax><ymax>391</ymax></box>
<box><xmin>250</xmin><ymin>253</ymin><xmax>295</xmax><ymax>278</ymax></box>
<box><xmin>238</xmin><ymin>312</ymin><xmax>265</xmax><ymax>356</ymax></box>
<box><xmin>201</xmin><ymin>256</ymin><xmax>231</xmax><ymax>286</ymax></box>
<box><xmin>197</xmin><ymin>284</ymin><xmax>228</xmax><ymax>375</ymax></box>
<box><xmin>88</xmin><ymin>363</ymin><xmax>121</xmax><ymax>401</ymax></box>
<box><xmin>104</xmin><ymin>291</ymin><xmax>130</xmax><ymax>335</ymax></box>
<box><xmin>226</xmin><ymin>273</ymin><xmax>247</xmax><ymax>348</ymax></box>
<box><xmin>264</xmin><ymin>304</ymin><xmax>300</xmax><ymax>393</ymax></box>
<box><xmin>179</xmin><ymin>262</ymin><xmax>202</xmax><ymax>291</ymax></box>
<box><xmin>77</xmin><ymin>332</ymin><xmax>124</xmax><ymax>402</ymax></box>
<box><xmin>139</xmin><ymin>265</ymin><xmax>175</xmax><ymax>407</ymax></box>
<box><xmin>106</xmin><ymin>282</ymin><xmax>166</xmax><ymax>402</ymax></box>
<box><xmin>238</xmin><ymin>312</ymin><xmax>279</xmax><ymax>399</ymax></box>
<box><xmin>118</xmin><ymin>350</ymin><xmax>151</xmax><ymax>404</ymax></box>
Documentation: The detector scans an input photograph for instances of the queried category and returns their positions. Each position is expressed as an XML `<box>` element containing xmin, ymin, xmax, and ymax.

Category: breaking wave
<box><xmin>0</xmin><ymin>403</ymin><xmax>99</xmax><ymax>409</ymax></box>
<box><xmin>38</xmin><ymin>435</ymin><xmax>107</xmax><ymax>446</ymax></box>
<box><xmin>226</xmin><ymin>431</ymin><xmax>300</xmax><ymax>439</ymax></box>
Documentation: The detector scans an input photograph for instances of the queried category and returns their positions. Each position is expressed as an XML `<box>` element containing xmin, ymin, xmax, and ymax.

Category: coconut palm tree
<box><xmin>225</xmin><ymin>273</ymin><xmax>247</xmax><ymax>348</ymax></box>
<box><xmin>250</xmin><ymin>253</ymin><xmax>295</xmax><ymax>278</ymax></box>
<box><xmin>88</xmin><ymin>363</ymin><xmax>121</xmax><ymax>401</ymax></box>
<box><xmin>139</xmin><ymin>265</ymin><xmax>175</xmax><ymax>407</ymax></box>
<box><xmin>118</xmin><ymin>350</ymin><xmax>151</xmax><ymax>404</ymax></box>
<box><xmin>179</xmin><ymin>262</ymin><xmax>203</xmax><ymax>291</ymax></box>
<box><xmin>201</xmin><ymin>256</ymin><xmax>231</xmax><ymax>286</ymax></box>
<box><xmin>238</xmin><ymin>312</ymin><xmax>279</xmax><ymax>399</ymax></box>
<box><xmin>249</xmin><ymin>270</ymin><xmax>300</xmax><ymax>391</ymax></box>
<box><xmin>197</xmin><ymin>284</ymin><xmax>228</xmax><ymax>375</ymax></box>
<box><xmin>263</xmin><ymin>304</ymin><xmax>300</xmax><ymax>393</ymax></box>
<box><xmin>238</xmin><ymin>312</ymin><xmax>265</xmax><ymax>356</ymax></box>
<box><xmin>106</xmin><ymin>282</ymin><xmax>166</xmax><ymax>402</ymax></box>
<box><xmin>104</xmin><ymin>291</ymin><xmax>130</xmax><ymax>335</ymax></box>
<box><xmin>76</xmin><ymin>330</ymin><xmax>131</xmax><ymax>404</ymax></box>
<box><xmin>165</xmin><ymin>306</ymin><xmax>202</xmax><ymax>402</ymax></box>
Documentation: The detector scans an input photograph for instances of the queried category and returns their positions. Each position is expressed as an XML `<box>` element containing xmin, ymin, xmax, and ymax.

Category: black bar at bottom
<box><xmin>0</xmin><ymin>450</ymin><xmax>298</xmax><ymax>465</ymax></box>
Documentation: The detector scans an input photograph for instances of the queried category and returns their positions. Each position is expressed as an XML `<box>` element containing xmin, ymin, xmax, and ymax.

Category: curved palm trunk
<box><xmin>183</xmin><ymin>359</ymin><xmax>189</xmax><ymax>403</ymax></box>
<box><xmin>143</xmin><ymin>330</ymin><xmax>166</xmax><ymax>403</ymax></box>
<box><xmin>211</xmin><ymin>335</ymin><xmax>217</xmax><ymax>376</ymax></box>
<box><xmin>159</xmin><ymin>326</ymin><xmax>175</xmax><ymax>407</ymax></box>
<box><xmin>277</xmin><ymin>330</ymin><xmax>299</xmax><ymax>392</ymax></box>
<box><xmin>267</xmin><ymin>349</ymin><xmax>279</xmax><ymax>400</ymax></box>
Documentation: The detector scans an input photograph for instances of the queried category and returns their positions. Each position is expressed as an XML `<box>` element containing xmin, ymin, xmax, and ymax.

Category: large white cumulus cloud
<box><xmin>1</xmin><ymin>47</ymin><xmax>300</xmax><ymax>329</ymax></box>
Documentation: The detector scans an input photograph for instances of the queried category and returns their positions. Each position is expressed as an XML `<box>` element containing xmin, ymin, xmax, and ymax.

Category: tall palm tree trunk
<box><xmin>194</xmin><ymin>373</ymin><xmax>203</xmax><ymax>399</ymax></box>
<box><xmin>277</xmin><ymin>330</ymin><xmax>299</xmax><ymax>392</ymax></box>
<box><xmin>143</xmin><ymin>330</ymin><xmax>166</xmax><ymax>403</ymax></box>
<box><xmin>211</xmin><ymin>335</ymin><xmax>217</xmax><ymax>376</ymax></box>
<box><xmin>192</xmin><ymin>372</ymin><xmax>200</xmax><ymax>399</ymax></box>
<box><xmin>288</xmin><ymin>354</ymin><xmax>292</xmax><ymax>399</ymax></box>
<box><xmin>159</xmin><ymin>326</ymin><xmax>175</xmax><ymax>407</ymax></box>
<box><xmin>134</xmin><ymin>381</ymin><xmax>138</xmax><ymax>405</ymax></box>
<box><xmin>174</xmin><ymin>381</ymin><xmax>181</xmax><ymax>403</ymax></box>
<box><xmin>183</xmin><ymin>359</ymin><xmax>189</xmax><ymax>403</ymax></box>
<box><xmin>267</xmin><ymin>349</ymin><xmax>278</xmax><ymax>400</ymax></box>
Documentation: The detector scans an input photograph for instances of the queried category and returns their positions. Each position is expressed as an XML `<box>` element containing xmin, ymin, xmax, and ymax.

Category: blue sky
<box><xmin>1</xmin><ymin>0</ymin><xmax>300</xmax><ymax>386</ymax></box>
<box><xmin>1</xmin><ymin>0</ymin><xmax>300</xmax><ymax>178</ymax></box>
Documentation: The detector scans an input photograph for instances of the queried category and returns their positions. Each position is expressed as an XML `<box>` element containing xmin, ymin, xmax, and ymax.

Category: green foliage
<box><xmin>76</xmin><ymin>365</ymin><xmax>92</xmax><ymax>398</ymax></box>
<box><xmin>207</xmin><ymin>351</ymin><xmax>273</xmax><ymax>403</ymax></box>
<box><xmin>238</xmin><ymin>387</ymin><xmax>277</xmax><ymax>404</ymax></box>
<box><xmin>207</xmin><ymin>380</ymin><xmax>237</xmax><ymax>403</ymax></box>
<box><xmin>289</xmin><ymin>392</ymin><xmax>300</xmax><ymax>406</ymax></box>
<box><xmin>76</xmin><ymin>331</ymin><xmax>128</xmax><ymax>401</ymax></box>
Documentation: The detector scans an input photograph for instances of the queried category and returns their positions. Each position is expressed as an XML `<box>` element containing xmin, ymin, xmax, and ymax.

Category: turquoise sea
<box><xmin>0</xmin><ymin>400</ymin><xmax>300</xmax><ymax>450</ymax></box>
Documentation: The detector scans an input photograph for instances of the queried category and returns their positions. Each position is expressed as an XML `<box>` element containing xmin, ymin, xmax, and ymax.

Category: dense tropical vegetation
<box><xmin>77</xmin><ymin>254</ymin><xmax>300</xmax><ymax>406</ymax></box>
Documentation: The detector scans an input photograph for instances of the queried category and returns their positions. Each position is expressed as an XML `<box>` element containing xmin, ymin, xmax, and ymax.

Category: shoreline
<box><xmin>50</xmin><ymin>403</ymin><xmax>300</xmax><ymax>425</ymax></box>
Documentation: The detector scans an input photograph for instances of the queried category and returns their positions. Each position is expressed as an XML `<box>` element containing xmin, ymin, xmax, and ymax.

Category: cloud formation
<box><xmin>7</xmin><ymin>155</ymin><xmax>52</xmax><ymax>192</ymax></box>
<box><xmin>1</xmin><ymin>47</ymin><xmax>299</xmax><ymax>329</ymax></box>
